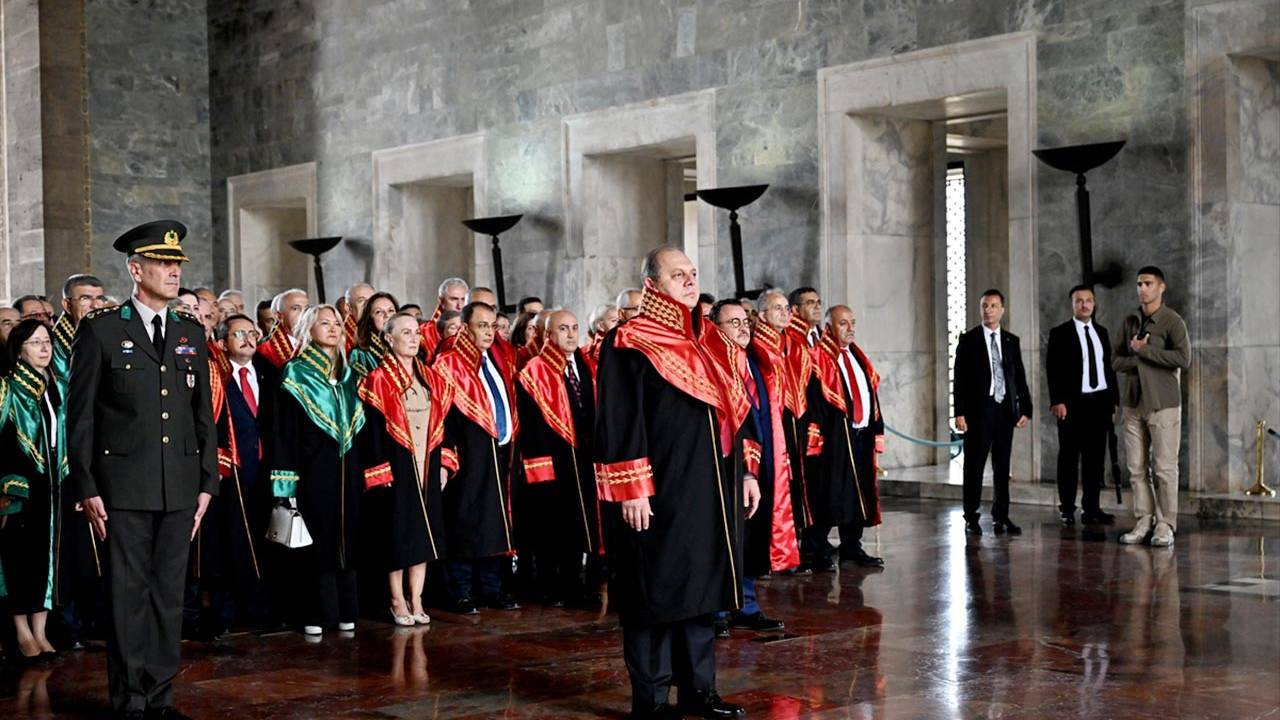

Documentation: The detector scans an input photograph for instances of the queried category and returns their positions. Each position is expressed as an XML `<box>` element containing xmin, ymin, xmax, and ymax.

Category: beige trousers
<box><xmin>1122</xmin><ymin>406</ymin><xmax>1181</xmax><ymax>530</ymax></box>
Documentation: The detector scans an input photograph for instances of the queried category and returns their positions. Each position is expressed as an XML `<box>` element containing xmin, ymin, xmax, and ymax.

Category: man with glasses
<box><xmin>710</xmin><ymin>299</ymin><xmax>792</xmax><ymax>636</ymax></box>
<box><xmin>51</xmin><ymin>275</ymin><xmax>109</xmax><ymax>386</ymax></box>
<box><xmin>435</xmin><ymin>301</ymin><xmax>519</xmax><ymax>614</ymax></box>
<box><xmin>49</xmin><ymin>274</ymin><xmax>110</xmax><ymax>650</ymax></box>
<box><xmin>14</xmin><ymin>294</ymin><xmax>52</xmax><ymax>325</ymax></box>
<box><xmin>615</xmin><ymin>287</ymin><xmax>643</xmax><ymax>323</ymax></box>
<box><xmin>193</xmin><ymin>313</ymin><xmax>276</xmax><ymax>637</ymax></box>
<box><xmin>787</xmin><ymin>287</ymin><xmax>823</xmax><ymax>348</ymax></box>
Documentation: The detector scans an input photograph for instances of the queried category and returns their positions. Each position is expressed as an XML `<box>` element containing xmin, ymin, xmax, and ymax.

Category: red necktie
<box><xmin>239</xmin><ymin>366</ymin><xmax>258</xmax><ymax>417</ymax></box>
<box><xmin>744</xmin><ymin>364</ymin><xmax>760</xmax><ymax>409</ymax></box>
<box><xmin>841</xmin><ymin>351</ymin><xmax>864</xmax><ymax>425</ymax></box>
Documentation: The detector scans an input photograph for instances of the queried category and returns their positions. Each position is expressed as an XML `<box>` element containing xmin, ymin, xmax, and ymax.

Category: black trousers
<box><xmin>312</xmin><ymin>568</ymin><xmax>358</xmax><ymax>628</ymax></box>
<box><xmin>1056</xmin><ymin>392</ymin><xmax>1111</xmax><ymax>515</ymax></box>
<box><xmin>622</xmin><ymin>615</ymin><xmax>716</xmax><ymax>711</ymax></box>
<box><xmin>106</xmin><ymin>508</ymin><xmax>193</xmax><ymax>713</ymax></box>
<box><xmin>803</xmin><ymin>426</ymin><xmax>872</xmax><ymax>563</ymax></box>
<box><xmin>445</xmin><ymin>557</ymin><xmax>505</xmax><ymax>601</ymax></box>
<box><xmin>963</xmin><ymin>398</ymin><xmax>1015</xmax><ymax>522</ymax></box>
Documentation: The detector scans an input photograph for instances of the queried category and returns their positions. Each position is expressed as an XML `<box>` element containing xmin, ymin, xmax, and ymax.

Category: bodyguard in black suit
<box><xmin>952</xmin><ymin>289</ymin><xmax>1032</xmax><ymax>535</ymax></box>
<box><xmin>1046</xmin><ymin>285</ymin><xmax>1118</xmax><ymax>526</ymax></box>
<box><xmin>68</xmin><ymin>221</ymin><xmax>217</xmax><ymax>720</ymax></box>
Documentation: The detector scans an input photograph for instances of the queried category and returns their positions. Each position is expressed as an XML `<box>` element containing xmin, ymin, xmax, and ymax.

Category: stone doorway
<box><xmin>818</xmin><ymin>33</ymin><xmax>1038</xmax><ymax>477</ymax></box>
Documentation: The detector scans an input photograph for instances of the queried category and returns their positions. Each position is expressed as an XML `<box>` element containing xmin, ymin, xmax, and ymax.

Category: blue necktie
<box><xmin>481</xmin><ymin>357</ymin><xmax>509</xmax><ymax>442</ymax></box>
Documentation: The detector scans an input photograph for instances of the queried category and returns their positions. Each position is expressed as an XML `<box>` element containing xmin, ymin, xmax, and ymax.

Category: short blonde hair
<box><xmin>293</xmin><ymin>304</ymin><xmax>346</xmax><ymax>377</ymax></box>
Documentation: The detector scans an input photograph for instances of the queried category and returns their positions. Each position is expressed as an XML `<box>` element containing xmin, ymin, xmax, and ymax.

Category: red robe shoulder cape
<box><xmin>358</xmin><ymin>352</ymin><xmax>457</xmax><ymax>484</ymax></box>
<box><xmin>811</xmin><ymin>326</ymin><xmax>883</xmax><ymax>526</ymax></box>
<box><xmin>255</xmin><ymin>327</ymin><xmax>297</xmax><ymax>370</ymax></box>
<box><xmin>596</xmin><ymin>283</ymin><xmax>748</xmax><ymax>501</ymax></box>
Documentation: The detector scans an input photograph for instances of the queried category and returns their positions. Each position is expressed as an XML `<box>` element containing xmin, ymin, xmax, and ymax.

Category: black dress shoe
<box><xmin>807</xmin><ymin>559</ymin><xmax>837</xmax><ymax>573</ymax></box>
<box><xmin>729</xmin><ymin>612</ymin><xmax>785</xmax><ymax>631</ymax></box>
<box><xmin>445</xmin><ymin>597</ymin><xmax>479</xmax><ymax>615</ymax></box>
<box><xmin>713</xmin><ymin>617</ymin><xmax>731</xmax><ymax>639</ymax></box>
<box><xmin>964</xmin><ymin>520</ymin><xmax>983</xmax><ymax>535</ymax></box>
<box><xmin>116</xmin><ymin>711</ymin><xmax>146</xmax><ymax>720</ymax></box>
<box><xmin>678</xmin><ymin>690</ymin><xmax>745</xmax><ymax>719</ymax></box>
<box><xmin>993</xmin><ymin>519</ymin><xmax>1022</xmax><ymax>535</ymax></box>
<box><xmin>1082</xmin><ymin>511</ymin><xmax>1115</xmax><ymax>525</ymax></box>
<box><xmin>630</xmin><ymin>702</ymin><xmax>684</xmax><ymax>719</ymax></box>
<box><xmin>846</xmin><ymin>549</ymin><xmax>884</xmax><ymax>567</ymax></box>
<box><xmin>1060</xmin><ymin>513</ymin><xmax>1075</xmax><ymax>527</ymax></box>
<box><xmin>779</xmin><ymin>566</ymin><xmax>811</xmax><ymax>576</ymax></box>
<box><xmin>485</xmin><ymin>594</ymin><xmax>520</xmax><ymax>611</ymax></box>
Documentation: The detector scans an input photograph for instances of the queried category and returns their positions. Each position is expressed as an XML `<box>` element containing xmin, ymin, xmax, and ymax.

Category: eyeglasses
<box><xmin>22</xmin><ymin>339</ymin><xmax>53</xmax><ymax>349</ymax></box>
<box><xmin>230</xmin><ymin>329</ymin><xmax>261</xmax><ymax>341</ymax></box>
<box><xmin>717</xmin><ymin>318</ymin><xmax>750</xmax><ymax>329</ymax></box>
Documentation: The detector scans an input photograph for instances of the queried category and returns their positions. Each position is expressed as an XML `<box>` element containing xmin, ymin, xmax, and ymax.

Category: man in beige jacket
<box><xmin>1113</xmin><ymin>266</ymin><xmax>1190</xmax><ymax>547</ymax></box>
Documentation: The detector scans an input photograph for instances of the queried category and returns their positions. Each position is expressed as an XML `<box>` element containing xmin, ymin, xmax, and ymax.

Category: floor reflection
<box><xmin>0</xmin><ymin>498</ymin><xmax>1275</xmax><ymax>719</ymax></box>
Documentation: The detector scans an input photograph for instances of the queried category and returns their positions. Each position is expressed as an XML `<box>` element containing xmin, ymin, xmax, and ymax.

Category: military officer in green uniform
<box><xmin>67</xmin><ymin>220</ymin><xmax>218</xmax><ymax>720</ymax></box>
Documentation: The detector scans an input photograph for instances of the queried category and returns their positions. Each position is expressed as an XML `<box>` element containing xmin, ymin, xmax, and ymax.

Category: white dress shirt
<box><xmin>1073</xmin><ymin>318</ymin><xmax>1108</xmax><ymax>393</ymax></box>
<box><xmin>983</xmin><ymin>326</ymin><xmax>1003</xmax><ymax>397</ymax></box>
<box><xmin>479</xmin><ymin>351</ymin><xmax>514</xmax><ymax>446</ymax></box>
<box><xmin>230</xmin><ymin>358</ymin><xmax>260</xmax><ymax>405</ymax></box>
<box><xmin>836</xmin><ymin>347</ymin><xmax>872</xmax><ymax>429</ymax></box>
<box><xmin>132</xmin><ymin>296</ymin><xmax>165</xmax><ymax>342</ymax></box>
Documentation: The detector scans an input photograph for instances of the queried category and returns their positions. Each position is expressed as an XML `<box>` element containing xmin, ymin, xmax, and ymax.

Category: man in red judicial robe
<box><xmin>515</xmin><ymin>309</ymin><xmax>600</xmax><ymax>607</ymax></box>
<box><xmin>595</xmin><ymin>245</ymin><xmax>756</xmax><ymax>720</ymax></box>
<box><xmin>433</xmin><ymin>301</ymin><xmax>518</xmax><ymax>613</ymax></box>
<box><xmin>255</xmin><ymin>288</ymin><xmax>309</xmax><ymax>369</ymax></box>
<box><xmin>805</xmin><ymin>305</ymin><xmax>885</xmax><ymax>570</ymax></box>
<box><xmin>418</xmin><ymin>277</ymin><xmax>469</xmax><ymax>360</ymax></box>
<box><xmin>781</xmin><ymin>290</ymin><xmax>819</xmax><ymax>564</ymax></box>
<box><xmin>737</xmin><ymin>297</ymin><xmax>802</xmax><ymax>618</ymax></box>
<box><xmin>702</xmin><ymin>300</ymin><xmax>788</xmax><ymax>638</ymax></box>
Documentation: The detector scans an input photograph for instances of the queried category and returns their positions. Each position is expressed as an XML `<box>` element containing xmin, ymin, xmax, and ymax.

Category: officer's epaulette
<box><xmin>84</xmin><ymin>305</ymin><xmax>122</xmax><ymax>321</ymax></box>
<box><xmin>172</xmin><ymin>309</ymin><xmax>200</xmax><ymax>325</ymax></box>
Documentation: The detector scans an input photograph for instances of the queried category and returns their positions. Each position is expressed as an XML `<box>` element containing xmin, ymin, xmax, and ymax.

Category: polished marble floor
<box><xmin>3</xmin><ymin>498</ymin><xmax>1278</xmax><ymax>719</ymax></box>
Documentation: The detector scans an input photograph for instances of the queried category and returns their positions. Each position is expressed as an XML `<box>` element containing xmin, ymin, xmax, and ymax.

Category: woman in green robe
<box><xmin>0</xmin><ymin>319</ymin><xmax>67</xmax><ymax>662</ymax></box>
<box><xmin>347</xmin><ymin>292</ymin><xmax>398</xmax><ymax>380</ymax></box>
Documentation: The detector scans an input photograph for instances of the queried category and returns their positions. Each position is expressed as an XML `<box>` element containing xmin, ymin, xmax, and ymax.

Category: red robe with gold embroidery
<box><xmin>417</xmin><ymin>303</ymin><xmax>445</xmax><ymax>360</ymax></box>
<box><xmin>254</xmin><ymin>326</ymin><xmax>297</xmax><ymax>370</ymax></box>
<box><xmin>432</xmin><ymin>330</ymin><xmax>515</xmax><ymax>559</ymax></box>
<box><xmin>515</xmin><ymin>345</ymin><xmax>600</xmax><ymax>558</ymax></box>
<box><xmin>594</xmin><ymin>283</ymin><xmax>748</xmax><ymax>625</ymax></box>
<box><xmin>806</xmin><ymin>327</ymin><xmax>883</xmax><ymax>528</ymax></box>
<box><xmin>357</xmin><ymin>354</ymin><xmax>454</xmax><ymax>569</ymax></box>
<box><xmin>782</xmin><ymin>314</ymin><xmax>818</xmax><ymax>530</ymax></box>
<box><xmin>745</xmin><ymin>322</ymin><xmax>801</xmax><ymax>573</ymax></box>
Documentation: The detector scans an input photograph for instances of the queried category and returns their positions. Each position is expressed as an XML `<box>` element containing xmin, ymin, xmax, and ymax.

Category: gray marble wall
<box><xmin>208</xmin><ymin>0</ymin><xmax>1192</xmax><ymax>312</ymax></box>
<box><xmin>87</xmin><ymin>0</ymin><xmax>213</xmax><ymax>293</ymax></box>
<box><xmin>2</xmin><ymin>0</ymin><xmax>45</xmax><ymax>300</ymax></box>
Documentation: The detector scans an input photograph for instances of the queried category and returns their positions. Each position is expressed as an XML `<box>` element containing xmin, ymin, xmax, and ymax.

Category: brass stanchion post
<box><xmin>1244</xmin><ymin>420</ymin><xmax>1274</xmax><ymax>497</ymax></box>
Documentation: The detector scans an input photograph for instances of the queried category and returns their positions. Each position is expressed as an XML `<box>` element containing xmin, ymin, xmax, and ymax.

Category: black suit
<box><xmin>67</xmin><ymin>300</ymin><xmax>218</xmax><ymax>714</ymax></box>
<box><xmin>1046</xmin><ymin>319</ymin><xmax>1118</xmax><ymax>516</ymax></box>
<box><xmin>952</xmin><ymin>326</ymin><xmax>1032</xmax><ymax>523</ymax></box>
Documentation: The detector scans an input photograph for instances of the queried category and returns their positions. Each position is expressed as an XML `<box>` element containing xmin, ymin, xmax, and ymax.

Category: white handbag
<box><xmin>266</xmin><ymin>500</ymin><xmax>313</xmax><ymax>549</ymax></box>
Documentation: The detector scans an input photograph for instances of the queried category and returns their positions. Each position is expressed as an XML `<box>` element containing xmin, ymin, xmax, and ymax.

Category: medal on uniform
<box><xmin>121</xmin><ymin>340</ymin><xmax>134</xmax><ymax>355</ymax></box>
<box><xmin>186</xmin><ymin>373</ymin><xmax>196</xmax><ymax>389</ymax></box>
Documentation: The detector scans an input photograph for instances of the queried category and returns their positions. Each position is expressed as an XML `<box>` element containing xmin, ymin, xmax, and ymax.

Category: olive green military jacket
<box><xmin>67</xmin><ymin>300</ymin><xmax>219</xmax><ymax>511</ymax></box>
